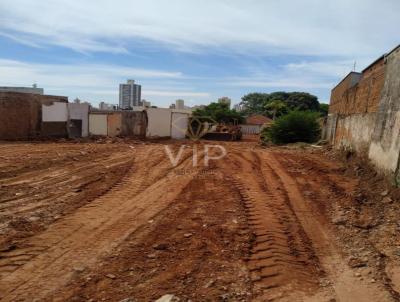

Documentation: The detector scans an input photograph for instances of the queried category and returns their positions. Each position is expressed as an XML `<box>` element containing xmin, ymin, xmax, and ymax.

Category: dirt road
<box><xmin>0</xmin><ymin>140</ymin><xmax>398</xmax><ymax>301</ymax></box>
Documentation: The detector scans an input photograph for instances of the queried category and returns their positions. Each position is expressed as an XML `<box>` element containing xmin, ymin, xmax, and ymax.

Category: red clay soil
<box><xmin>0</xmin><ymin>140</ymin><xmax>399</xmax><ymax>302</ymax></box>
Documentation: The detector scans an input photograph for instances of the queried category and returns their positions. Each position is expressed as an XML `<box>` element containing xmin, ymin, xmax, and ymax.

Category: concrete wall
<box><xmin>68</xmin><ymin>103</ymin><xmax>89</xmax><ymax>137</ymax></box>
<box><xmin>146</xmin><ymin>108</ymin><xmax>192</xmax><ymax>139</ymax></box>
<box><xmin>325</xmin><ymin>46</ymin><xmax>400</xmax><ymax>180</ymax></box>
<box><xmin>322</xmin><ymin>113</ymin><xmax>338</xmax><ymax>142</ymax></box>
<box><xmin>42</xmin><ymin>102</ymin><xmax>68</xmax><ymax>138</ymax></box>
<box><xmin>171</xmin><ymin>112</ymin><xmax>189</xmax><ymax>139</ymax></box>
<box><xmin>88</xmin><ymin>111</ymin><xmax>147</xmax><ymax>137</ymax></box>
<box><xmin>107</xmin><ymin>113</ymin><xmax>122</xmax><ymax>137</ymax></box>
<box><xmin>333</xmin><ymin>113</ymin><xmax>377</xmax><ymax>153</ymax></box>
<box><xmin>0</xmin><ymin>92</ymin><xmax>68</xmax><ymax>140</ymax></box>
<box><xmin>120</xmin><ymin>111</ymin><xmax>147</xmax><ymax>137</ymax></box>
<box><xmin>89</xmin><ymin>114</ymin><xmax>108</xmax><ymax>136</ymax></box>
<box><xmin>146</xmin><ymin>108</ymin><xmax>172</xmax><ymax>137</ymax></box>
<box><xmin>42</xmin><ymin>102</ymin><xmax>68</xmax><ymax>122</ymax></box>
<box><xmin>369</xmin><ymin>47</ymin><xmax>400</xmax><ymax>176</ymax></box>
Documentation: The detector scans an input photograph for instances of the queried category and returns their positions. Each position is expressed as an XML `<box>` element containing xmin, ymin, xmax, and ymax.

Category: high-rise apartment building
<box><xmin>175</xmin><ymin>99</ymin><xmax>185</xmax><ymax>110</ymax></box>
<box><xmin>119</xmin><ymin>80</ymin><xmax>141</xmax><ymax>109</ymax></box>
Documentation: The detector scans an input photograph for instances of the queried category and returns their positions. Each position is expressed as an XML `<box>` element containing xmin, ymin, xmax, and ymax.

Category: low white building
<box><xmin>146</xmin><ymin>107</ymin><xmax>192</xmax><ymax>139</ymax></box>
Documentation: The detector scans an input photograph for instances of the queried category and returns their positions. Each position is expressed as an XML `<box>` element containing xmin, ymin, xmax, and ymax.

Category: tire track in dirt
<box><xmin>0</xmin><ymin>144</ymin><xmax>137</xmax><ymax>249</ymax></box>
<box><xmin>264</xmin><ymin>151</ymin><xmax>394</xmax><ymax>302</ymax></box>
<box><xmin>220</xmin><ymin>149</ymin><xmax>321</xmax><ymax>301</ymax></box>
<box><xmin>0</xmin><ymin>146</ymin><xmax>203</xmax><ymax>301</ymax></box>
<box><xmin>55</xmin><ymin>168</ymin><xmax>252</xmax><ymax>302</ymax></box>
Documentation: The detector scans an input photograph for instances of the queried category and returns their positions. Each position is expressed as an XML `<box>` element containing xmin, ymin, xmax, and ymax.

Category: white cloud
<box><xmin>0</xmin><ymin>59</ymin><xmax>183</xmax><ymax>87</ymax></box>
<box><xmin>144</xmin><ymin>90</ymin><xmax>209</xmax><ymax>97</ymax></box>
<box><xmin>218</xmin><ymin>59</ymin><xmax>363</xmax><ymax>91</ymax></box>
<box><xmin>228</xmin><ymin>79</ymin><xmax>333</xmax><ymax>89</ymax></box>
<box><xmin>0</xmin><ymin>0</ymin><xmax>399</xmax><ymax>56</ymax></box>
<box><xmin>0</xmin><ymin>59</ymin><xmax>209</xmax><ymax>105</ymax></box>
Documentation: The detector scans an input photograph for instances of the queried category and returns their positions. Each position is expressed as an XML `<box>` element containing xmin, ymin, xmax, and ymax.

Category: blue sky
<box><xmin>0</xmin><ymin>0</ymin><xmax>399</xmax><ymax>107</ymax></box>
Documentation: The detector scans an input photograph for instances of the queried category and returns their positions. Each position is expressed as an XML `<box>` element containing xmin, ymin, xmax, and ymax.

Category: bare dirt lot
<box><xmin>0</xmin><ymin>138</ymin><xmax>399</xmax><ymax>301</ymax></box>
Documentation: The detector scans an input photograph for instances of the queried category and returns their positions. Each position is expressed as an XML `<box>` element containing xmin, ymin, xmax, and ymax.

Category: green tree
<box><xmin>240</xmin><ymin>93</ymin><xmax>270</xmax><ymax>114</ymax></box>
<box><xmin>241</xmin><ymin>91</ymin><xmax>321</xmax><ymax>115</ymax></box>
<box><xmin>285</xmin><ymin>92</ymin><xmax>319</xmax><ymax>111</ymax></box>
<box><xmin>192</xmin><ymin>102</ymin><xmax>244</xmax><ymax>124</ymax></box>
<box><xmin>264</xmin><ymin>100</ymin><xmax>288</xmax><ymax>120</ymax></box>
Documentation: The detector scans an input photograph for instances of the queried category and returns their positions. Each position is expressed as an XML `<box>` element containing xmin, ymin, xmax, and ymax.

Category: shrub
<box><xmin>262</xmin><ymin>111</ymin><xmax>321</xmax><ymax>144</ymax></box>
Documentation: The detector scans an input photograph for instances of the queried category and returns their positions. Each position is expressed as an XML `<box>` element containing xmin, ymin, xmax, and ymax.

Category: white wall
<box><xmin>146</xmin><ymin>108</ymin><xmax>172</xmax><ymax>137</ymax></box>
<box><xmin>89</xmin><ymin>114</ymin><xmax>108</xmax><ymax>136</ymax></box>
<box><xmin>42</xmin><ymin>102</ymin><xmax>68</xmax><ymax>122</ymax></box>
<box><xmin>68</xmin><ymin>103</ymin><xmax>89</xmax><ymax>137</ymax></box>
<box><xmin>171</xmin><ymin>112</ymin><xmax>189</xmax><ymax>139</ymax></box>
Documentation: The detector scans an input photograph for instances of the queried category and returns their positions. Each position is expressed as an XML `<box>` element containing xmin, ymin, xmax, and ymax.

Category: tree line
<box><xmin>193</xmin><ymin>91</ymin><xmax>329</xmax><ymax>124</ymax></box>
<box><xmin>240</xmin><ymin>91</ymin><xmax>328</xmax><ymax>120</ymax></box>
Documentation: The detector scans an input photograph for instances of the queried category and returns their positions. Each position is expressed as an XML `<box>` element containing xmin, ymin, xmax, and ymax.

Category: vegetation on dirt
<box><xmin>262</xmin><ymin>111</ymin><xmax>321</xmax><ymax>144</ymax></box>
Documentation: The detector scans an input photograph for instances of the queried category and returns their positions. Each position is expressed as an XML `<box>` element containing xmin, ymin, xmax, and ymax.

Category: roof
<box><xmin>331</xmin><ymin>71</ymin><xmax>362</xmax><ymax>92</ymax></box>
<box><xmin>331</xmin><ymin>44</ymin><xmax>400</xmax><ymax>92</ymax></box>
<box><xmin>246</xmin><ymin>114</ymin><xmax>272</xmax><ymax>125</ymax></box>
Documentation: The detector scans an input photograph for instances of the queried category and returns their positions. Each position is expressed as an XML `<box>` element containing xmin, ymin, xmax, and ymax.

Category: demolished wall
<box><xmin>68</xmin><ymin>103</ymin><xmax>89</xmax><ymax>137</ymax></box>
<box><xmin>0</xmin><ymin>92</ymin><xmax>68</xmax><ymax>140</ymax></box>
<box><xmin>89</xmin><ymin>111</ymin><xmax>147</xmax><ymax>137</ymax></box>
<box><xmin>42</xmin><ymin>102</ymin><xmax>68</xmax><ymax>138</ymax></box>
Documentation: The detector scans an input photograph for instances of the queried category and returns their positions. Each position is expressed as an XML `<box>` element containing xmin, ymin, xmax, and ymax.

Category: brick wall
<box><xmin>0</xmin><ymin>92</ymin><xmax>68</xmax><ymax>140</ymax></box>
<box><xmin>329</xmin><ymin>58</ymin><xmax>385</xmax><ymax>115</ymax></box>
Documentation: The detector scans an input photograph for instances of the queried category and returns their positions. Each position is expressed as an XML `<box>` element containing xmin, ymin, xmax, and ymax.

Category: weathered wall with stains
<box><xmin>333</xmin><ymin>113</ymin><xmax>377</xmax><ymax>153</ymax></box>
<box><xmin>121</xmin><ymin>111</ymin><xmax>147</xmax><ymax>137</ymax></box>
<box><xmin>89</xmin><ymin>113</ymin><xmax>108</xmax><ymax>136</ymax></box>
<box><xmin>325</xmin><ymin>46</ymin><xmax>400</xmax><ymax>179</ymax></box>
<box><xmin>325</xmin><ymin>59</ymin><xmax>385</xmax><ymax>152</ymax></box>
<box><xmin>89</xmin><ymin>111</ymin><xmax>147</xmax><ymax>137</ymax></box>
<box><xmin>107</xmin><ymin>113</ymin><xmax>122</xmax><ymax>137</ymax></box>
<box><xmin>0</xmin><ymin>92</ymin><xmax>68</xmax><ymax>140</ymax></box>
<box><xmin>369</xmin><ymin>47</ymin><xmax>400</xmax><ymax>177</ymax></box>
